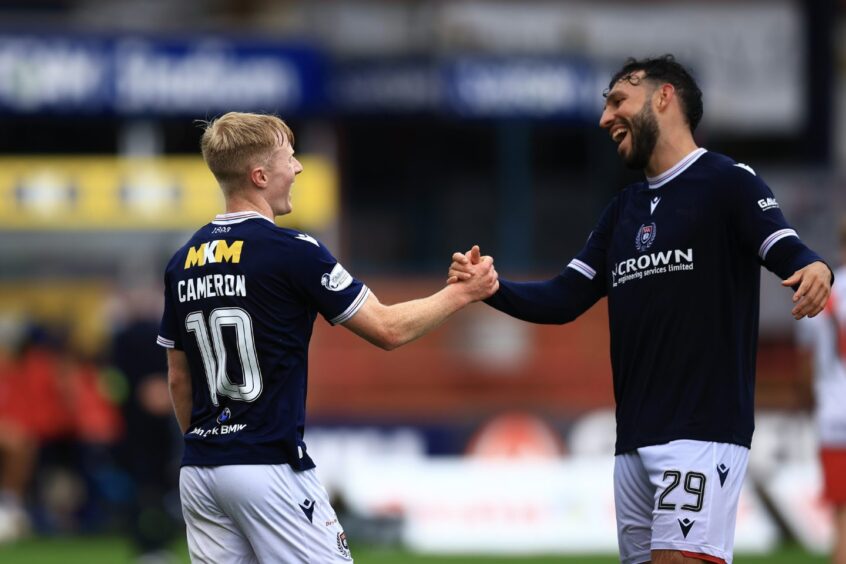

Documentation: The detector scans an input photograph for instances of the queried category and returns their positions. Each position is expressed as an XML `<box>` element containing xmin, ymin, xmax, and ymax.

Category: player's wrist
<box><xmin>443</xmin><ymin>279</ymin><xmax>474</xmax><ymax>307</ymax></box>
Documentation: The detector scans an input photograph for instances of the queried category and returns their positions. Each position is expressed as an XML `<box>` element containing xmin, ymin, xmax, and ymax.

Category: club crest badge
<box><xmin>635</xmin><ymin>222</ymin><xmax>657</xmax><ymax>252</ymax></box>
<box><xmin>216</xmin><ymin>407</ymin><xmax>232</xmax><ymax>424</ymax></box>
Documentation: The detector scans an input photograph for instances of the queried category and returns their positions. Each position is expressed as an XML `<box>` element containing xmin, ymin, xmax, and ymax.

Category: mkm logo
<box><xmin>184</xmin><ymin>240</ymin><xmax>244</xmax><ymax>269</ymax></box>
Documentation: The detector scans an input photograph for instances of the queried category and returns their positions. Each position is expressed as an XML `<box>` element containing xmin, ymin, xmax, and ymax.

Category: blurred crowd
<box><xmin>0</xmin><ymin>295</ymin><xmax>182</xmax><ymax>560</ymax></box>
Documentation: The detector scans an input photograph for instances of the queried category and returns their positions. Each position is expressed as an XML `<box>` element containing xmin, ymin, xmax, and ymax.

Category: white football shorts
<box><xmin>614</xmin><ymin>439</ymin><xmax>749</xmax><ymax>564</ymax></box>
<box><xmin>180</xmin><ymin>464</ymin><xmax>353</xmax><ymax>563</ymax></box>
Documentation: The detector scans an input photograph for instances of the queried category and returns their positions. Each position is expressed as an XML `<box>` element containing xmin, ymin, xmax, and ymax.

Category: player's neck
<box><xmin>644</xmin><ymin>132</ymin><xmax>698</xmax><ymax>178</ymax></box>
<box><xmin>224</xmin><ymin>195</ymin><xmax>275</xmax><ymax>222</ymax></box>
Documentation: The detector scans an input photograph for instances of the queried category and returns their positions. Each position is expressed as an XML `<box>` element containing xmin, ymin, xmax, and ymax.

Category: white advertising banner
<box><xmin>341</xmin><ymin>457</ymin><xmax>779</xmax><ymax>554</ymax></box>
<box><xmin>762</xmin><ymin>461</ymin><xmax>832</xmax><ymax>554</ymax></box>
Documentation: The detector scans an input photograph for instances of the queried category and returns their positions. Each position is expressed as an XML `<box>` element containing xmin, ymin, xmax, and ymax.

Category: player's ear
<box><xmin>655</xmin><ymin>83</ymin><xmax>675</xmax><ymax>111</ymax></box>
<box><xmin>250</xmin><ymin>166</ymin><xmax>268</xmax><ymax>189</ymax></box>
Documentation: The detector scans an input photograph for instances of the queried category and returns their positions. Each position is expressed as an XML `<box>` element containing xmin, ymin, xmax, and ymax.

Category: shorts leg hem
<box><xmin>651</xmin><ymin>541</ymin><xmax>730</xmax><ymax>563</ymax></box>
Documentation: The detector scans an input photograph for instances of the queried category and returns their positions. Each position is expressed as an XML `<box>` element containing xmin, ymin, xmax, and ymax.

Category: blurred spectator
<box><xmin>0</xmin><ymin>323</ymin><xmax>123</xmax><ymax>539</ymax></box>
<box><xmin>110</xmin><ymin>290</ymin><xmax>182</xmax><ymax>563</ymax></box>
<box><xmin>796</xmin><ymin>218</ymin><xmax>846</xmax><ymax>564</ymax></box>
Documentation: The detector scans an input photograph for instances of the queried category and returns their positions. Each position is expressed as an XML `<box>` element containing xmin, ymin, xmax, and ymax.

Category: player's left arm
<box><xmin>166</xmin><ymin>348</ymin><xmax>192</xmax><ymax>434</ymax></box>
<box><xmin>728</xmin><ymin>164</ymin><xmax>833</xmax><ymax>319</ymax></box>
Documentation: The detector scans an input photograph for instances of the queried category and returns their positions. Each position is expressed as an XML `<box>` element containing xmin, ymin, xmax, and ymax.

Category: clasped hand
<box><xmin>446</xmin><ymin>245</ymin><xmax>499</xmax><ymax>301</ymax></box>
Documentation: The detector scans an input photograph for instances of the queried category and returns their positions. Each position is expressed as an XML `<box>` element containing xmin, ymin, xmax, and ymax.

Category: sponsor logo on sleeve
<box><xmin>321</xmin><ymin>263</ymin><xmax>353</xmax><ymax>292</ymax></box>
<box><xmin>757</xmin><ymin>197</ymin><xmax>779</xmax><ymax>211</ymax></box>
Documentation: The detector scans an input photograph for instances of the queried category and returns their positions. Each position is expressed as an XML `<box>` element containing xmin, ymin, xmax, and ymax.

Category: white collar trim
<box><xmin>212</xmin><ymin>211</ymin><xmax>275</xmax><ymax>225</ymax></box>
<box><xmin>647</xmin><ymin>148</ymin><xmax>707</xmax><ymax>189</ymax></box>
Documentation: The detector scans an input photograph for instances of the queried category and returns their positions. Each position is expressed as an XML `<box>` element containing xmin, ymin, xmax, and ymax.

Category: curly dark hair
<box><xmin>606</xmin><ymin>54</ymin><xmax>703</xmax><ymax>133</ymax></box>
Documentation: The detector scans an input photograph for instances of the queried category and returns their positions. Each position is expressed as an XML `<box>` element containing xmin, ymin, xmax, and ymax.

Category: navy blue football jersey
<box><xmin>486</xmin><ymin>149</ymin><xmax>826</xmax><ymax>454</ymax></box>
<box><xmin>157</xmin><ymin>211</ymin><xmax>370</xmax><ymax>469</ymax></box>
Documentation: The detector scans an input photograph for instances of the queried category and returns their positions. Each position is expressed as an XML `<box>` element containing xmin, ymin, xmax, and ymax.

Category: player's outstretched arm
<box><xmin>446</xmin><ymin>244</ymin><xmax>604</xmax><ymax>324</ymax></box>
<box><xmin>166</xmin><ymin>349</ymin><xmax>193</xmax><ymax>434</ymax></box>
<box><xmin>342</xmin><ymin>256</ymin><xmax>498</xmax><ymax>350</ymax></box>
<box><xmin>782</xmin><ymin>260</ymin><xmax>833</xmax><ymax>320</ymax></box>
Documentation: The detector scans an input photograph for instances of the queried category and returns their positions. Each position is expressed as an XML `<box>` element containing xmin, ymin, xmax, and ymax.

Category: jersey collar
<box><xmin>646</xmin><ymin>148</ymin><xmax>707</xmax><ymax>189</ymax></box>
<box><xmin>212</xmin><ymin>211</ymin><xmax>275</xmax><ymax>225</ymax></box>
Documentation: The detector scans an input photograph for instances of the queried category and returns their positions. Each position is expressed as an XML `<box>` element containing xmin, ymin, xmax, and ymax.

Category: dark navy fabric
<box><xmin>487</xmin><ymin>151</ymin><xmax>826</xmax><ymax>454</ymax></box>
<box><xmin>158</xmin><ymin>213</ymin><xmax>368</xmax><ymax>469</ymax></box>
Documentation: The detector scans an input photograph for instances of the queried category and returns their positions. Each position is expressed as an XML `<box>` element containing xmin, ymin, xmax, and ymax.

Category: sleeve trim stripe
<box><xmin>331</xmin><ymin>286</ymin><xmax>371</xmax><ymax>325</ymax></box>
<box><xmin>156</xmin><ymin>335</ymin><xmax>175</xmax><ymax>349</ymax></box>
<box><xmin>759</xmin><ymin>228</ymin><xmax>798</xmax><ymax>259</ymax></box>
<box><xmin>567</xmin><ymin>259</ymin><xmax>597</xmax><ymax>280</ymax></box>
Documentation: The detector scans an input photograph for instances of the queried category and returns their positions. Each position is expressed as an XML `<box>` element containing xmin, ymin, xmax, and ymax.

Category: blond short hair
<box><xmin>199</xmin><ymin>112</ymin><xmax>295</xmax><ymax>188</ymax></box>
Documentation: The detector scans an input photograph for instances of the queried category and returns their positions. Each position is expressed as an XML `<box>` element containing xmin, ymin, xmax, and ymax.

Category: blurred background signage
<box><xmin>0</xmin><ymin>34</ymin><xmax>326</xmax><ymax>115</ymax></box>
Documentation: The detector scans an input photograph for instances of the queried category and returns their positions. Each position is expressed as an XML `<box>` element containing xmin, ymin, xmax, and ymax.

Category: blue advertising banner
<box><xmin>0</xmin><ymin>34</ymin><xmax>326</xmax><ymax>115</ymax></box>
<box><xmin>0</xmin><ymin>34</ymin><xmax>600</xmax><ymax>120</ymax></box>
<box><xmin>444</xmin><ymin>57</ymin><xmax>600</xmax><ymax>120</ymax></box>
<box><xmin>333</xmin><ymin>56</ymin><xmax>601</xmax><ymax>121</ymax></box>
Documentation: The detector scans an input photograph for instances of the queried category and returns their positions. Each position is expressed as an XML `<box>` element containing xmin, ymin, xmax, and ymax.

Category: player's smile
<box><xmin>611</xmin><ymin>121</ymin><xmax>630</xmax><ymax>153</ymax></box>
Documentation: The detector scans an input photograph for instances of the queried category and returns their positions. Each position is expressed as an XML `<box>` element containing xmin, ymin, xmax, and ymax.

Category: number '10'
<box><xmin>185</xmin><ymin>308</ymin><xmax>264</xmax><ymax>405</ymax></box>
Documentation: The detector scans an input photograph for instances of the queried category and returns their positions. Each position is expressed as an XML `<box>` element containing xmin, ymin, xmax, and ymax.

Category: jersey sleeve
<box><xmin>484</xmin><ymin>197</ymin><xmax>613</xmax><ymax>323</ymax></box>
<box><xmin>289</xmin><ymin>236</ymin><xmax>370</xmax><ymax>325</ymax></box>
<box><xmin>728</xmin><ymin>164</ymin><xmax>826</xmax><ymax>280</ymax></box>
<box><xmin>157</xmin><ymin>267</ymin><xmax>182</xmax><ymax>350</ymax></box>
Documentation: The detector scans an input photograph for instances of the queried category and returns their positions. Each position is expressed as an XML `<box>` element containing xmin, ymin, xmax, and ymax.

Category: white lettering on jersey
<box><xmin>178</xmin><ymin>274</ymin><xmax>247</xmax><ymax>302</ymax></box>
<box><xmin>611</xmin><ymin>248</ymin><xmax>694</xmax><ymax>288</ymax></box>
<box><xmin>734</xmin><ymin>163</ymin><xmax>756</xmax><ymax>176</ymax></box>
<box><xmin>757</xmin><ymin>197</ymin><xmax>779</xmax><ymax>211</ymax></box>
<box><xmin>295</xmin><ymin>233</ymin><xmax>319</xmax><ymax>247</ymax></box>
<box><xmin>321</xmin><ymin>263</ymin><xmax>353</xmax><ymax>292</ymax></box>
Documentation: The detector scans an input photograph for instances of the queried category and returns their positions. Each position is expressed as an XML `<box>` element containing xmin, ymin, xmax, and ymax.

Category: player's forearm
<box><xmin>166</xmin><ymin>349</ymin><xmax>193</xmax><ymax>433</ymax></box>
<box><xmin>168</xmin><ymin>372</ymin><xmax>192</xmax><ymax>434</ymax></box>
<box><xmin>486</xmin><ymin>273</ymin><xmax>600</xmax><ymax>324</ymax></box>
<box><xmin>379</xmin><ymin>284</ymin><xmax>471</xmax><ymax>349</ymax></box>
<box><xmin>343</xmin><ymin>284</ymin><xmax>471</xmax><ymax>350</ymax></box>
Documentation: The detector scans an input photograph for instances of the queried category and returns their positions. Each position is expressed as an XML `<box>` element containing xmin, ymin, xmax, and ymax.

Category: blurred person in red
<box><xmin>797</xmin><ymin>217</ymin><xmax>846</xmax><ymax>564</ymax></box>
<box><xmin>0</xmin><ymin>325</ymin><xmax>73</xmax><ymax>540</ymax></box>
<box><xmin>0</xmin><ymin>323</ymin><xmax>122</xmax><ymax>539</ymax></box>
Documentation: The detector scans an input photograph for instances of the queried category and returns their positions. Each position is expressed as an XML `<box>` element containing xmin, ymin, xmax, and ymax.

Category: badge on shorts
<box><xmin>336</xmin><ymin>531</ymin><xmax>351</xmax><ymax>558</ymax></box>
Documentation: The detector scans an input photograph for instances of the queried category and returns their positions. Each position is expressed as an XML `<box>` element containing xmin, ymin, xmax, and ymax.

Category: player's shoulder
<box><xmin>266</xmin><ymin>225</ymin><xmax>331</xmax><ymax>256</ymax></box>
<box><xmin>699</xmin><ymin>151</ymin><xmax>762</xmax><ymax>183</ymax></box>
<box><xmin>273</xmin><ymin>226</ymin><xmax>322</xmax><ymax>247</ymax></box>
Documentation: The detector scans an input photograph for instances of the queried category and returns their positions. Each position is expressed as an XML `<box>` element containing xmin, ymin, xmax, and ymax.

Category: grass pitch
<box><xmin>0</xmin><ymin>536</ymin><xmax>827</xmax><ymax>563</ymax></box>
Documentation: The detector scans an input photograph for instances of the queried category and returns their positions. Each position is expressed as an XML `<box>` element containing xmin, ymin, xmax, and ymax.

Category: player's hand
<box><xmin>782</xmin><ymin>261</ymin><xmax>832</xmax><ymax>320</ymax></box>
<box><xmin>453</xmin><ymin>252</ymin><xmax>499</xmax><ymax>301</ymax></box>
<box><xmin>446</xmin><ymin>245</ymin><xmax>488</xmax><ymax>284</ymax></box>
